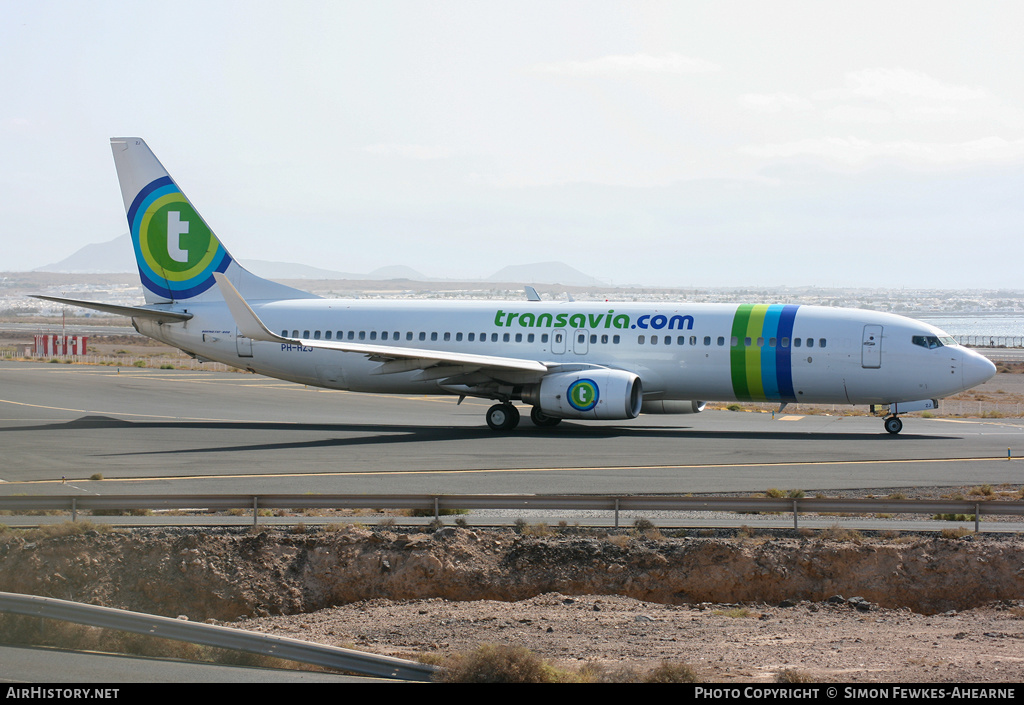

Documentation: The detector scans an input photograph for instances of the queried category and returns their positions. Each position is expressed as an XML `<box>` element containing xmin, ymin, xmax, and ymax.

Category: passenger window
<box><xmin>419</xmin><ymin>332</ymin><xmax>426</xmax><ymax>341</ymax></box>
<box><xmin>406</xmin><ymin>332</ymin><xmax>413</xmax><ymax>341</ymax></box>
<box><xmin>781</xmin><ymin>337</ymin><xmax>789</xmax><ymax>348</ymax></box>
<box><xmin>314</xmin><ymin>330</ymin><xmax>321</xmax><ymax>340</ymax></box>
<box><xmin>807</xmin><ymin>338</ymin><xmax>814</xmax><ymax>348</ymax></box>
<box><xmin>638</xmin><ymin>335</ymin><xmax>645</xmax><ymax>344</ymax></box>
<box><xmin>430</xmin><ymin>332</ymin><xmax>438</xmax><ymax>341</ymax></box>
<box><xmin>515</xmin><ymin>333</ymin><xmax>523</xmax><ymax>342</ymax></box>
<box><xmin>456</xmin><ymin>332</ymin><xmax>463</xmax><ymax>341</ymax></box>
<box><xmin>717</xmin><ymin>336</ymin><xmax>725</xmax><ymax>346</ymax></box>
<box><xmin>443</xmin><ymin>332</ymin><xmax>450</xmax><ymax>341</ymax></box>
<box><xmin>281</xmin><ymin>330</ymin><xmax>288</xmax><ymax>337</ymax></box>
<box><xmin>503</xmin><ymin>333</ymin><xmax>510</xmax><ymax>342</ymax></box>
<box><xmin>358</xmin><ymin>331</ymin><xmax>366</xmax><ymax>340</ymax></box>
<box><xmin>325</xmin><ymin>331</ymin><xmax>332</xmax><ymax>340</ymax></box>
<box><xmin>819</xmin><ymin>338</ymin><xmax>826</xmax><ymax>348</ymax></box>
<box><xmin>554</xmin><ymin>333</ymin><xmax>562</xmax><ymax>343</ymax></box>
<box><xmin>590</xmin><ymin>334</ymin><xmax>597</xmax><ymax>344</ymax></box>
<box><xmin>528</xmin><ymin>333</ymin><xmax>535</xmax><ymax>343</ymax></box>
<box><xmin>601</xmin><ymin>335</ymin><xmax>608</xmax><ymax>344</ymax></box>
<box><xmin>678</xmin><ymin>336</ymin><xmax>685</xmax><ymax>345</ymax></box>
<box><xmin>704</xmin><ymin>336</ymin><xmax>711</xmax><ymax>346</ymax></box>
<box><xmin>744</xmin><ymin>337</ymin><xmax>752</xmax><ymax>347</ymax></box>
<box><xmin>491</xmin><ymin>333</ymin><xmax>498</xmax><ymax>342</ymax></box>
<box><xmin>613</xmin><ymin>335</ymin><xmax>620</xmax><ymax>344</ymax></box>
<box><xmin>651</xmin><ymin>336</ymin><xmax>658</xmax><ymax>345</ymax></box>
<box><xmin>370</xmin><ymin>331</ymin><xmax>377</xmax><ymax>340</ymax></box>
<box><xmin>468</xmin><ymin>333</ymin><xmax>475</xmax><ymax>342</ymax></box>
<box><xmin>794</xmin><ymin>338</ymin><xmax>801</xmax><ymax>348</ymax></box>
<box><xmin>381</xmin><ymin>331</ymin><xmax>388</xmax><ymax>340</ymax></box>
<box><xmin>757</xmin><ymin>337</ymin><xmax>764</xmax><ymax>347</ymax></box>
<box><xmin>303</xmin><ymin>330</ymin><xmax>310</xmax><ymax>338</ymax></box>
<box><xmin>542</xmin><ymin>334</ymin><xmax>550</xmax><ymax>343</ymax></box>
<box><xmin>690</xmin><ymin>336</ymin><xmax>697</xmax><ymax>346</ymax></box>
<box><xmin>768</xmin><ymin>337</ymin><xmax>776</xmax><ymax>347</ymax></box>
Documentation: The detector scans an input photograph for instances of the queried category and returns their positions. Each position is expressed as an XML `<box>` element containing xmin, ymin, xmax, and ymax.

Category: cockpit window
<box><xmin>912</xmin><ymin>335</ymin><xmax>945</xmax><ymax>349</ymax></box>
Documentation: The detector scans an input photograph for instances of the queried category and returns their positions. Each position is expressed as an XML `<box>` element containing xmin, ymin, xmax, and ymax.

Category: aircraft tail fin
<box><xmin>110</xmin><ymin>138</ymin><xmax>314</xmax><ymax>304</ymax></box>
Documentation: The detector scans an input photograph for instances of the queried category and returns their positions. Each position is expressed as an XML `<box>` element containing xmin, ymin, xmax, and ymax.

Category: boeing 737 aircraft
<box><xmin>34</xmin><ymin>138</ymin><xmax>997</xmax><ymax>434</ymax></box>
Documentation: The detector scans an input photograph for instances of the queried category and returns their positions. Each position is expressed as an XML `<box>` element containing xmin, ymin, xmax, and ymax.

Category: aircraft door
<box><xmin>236</xmin><ymin>328</ymin><xmax>253</xmax><ymax>358</ymax></box>
<box><xmin>552</xmin><ymin>328</ymin><xmax>566</xmax><ymax>354</ymax></box>
<box><xmin>574</xmin><ymin>329</ymin><xmax>589</xmax><ymax>355</ymax></box>
<box><xmin>861</xmin><ymin>325</ymin><xmax>882</xmax><ymax>368</ymax></box>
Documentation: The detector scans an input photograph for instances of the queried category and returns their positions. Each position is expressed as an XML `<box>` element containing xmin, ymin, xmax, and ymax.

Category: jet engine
<box><xmin>522</xmin><ymin>369</ymin><xmax>643</xmax><ymax>420</ymax></box>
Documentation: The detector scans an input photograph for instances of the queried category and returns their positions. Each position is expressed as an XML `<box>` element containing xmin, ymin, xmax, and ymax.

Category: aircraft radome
<box><xmin>33</xmin><ymin>138</ymin><xmax>997</xmax><ymax>434</ymax></box>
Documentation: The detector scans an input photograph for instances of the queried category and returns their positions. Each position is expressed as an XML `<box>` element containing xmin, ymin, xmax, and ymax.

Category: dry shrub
<box><xmin>435</xmin><ymin>644</ymin><xmax>561</xmax><ymax>683</ymax></box>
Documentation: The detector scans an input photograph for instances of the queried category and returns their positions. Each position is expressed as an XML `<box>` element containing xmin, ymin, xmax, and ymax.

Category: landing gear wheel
<box><xmin>884</xmin><ymin>416</ymin><xmax>903</xmax><ymax>435</ymax></box>
<box><xmin>530</xmin><ymin>407</ymin><xmax>562</xmax><ymax>428</ymax></box>
<box><xmin>486</xmin><ymin>403</ymin><xmax>520</xmax><ymax>431</ymax></box>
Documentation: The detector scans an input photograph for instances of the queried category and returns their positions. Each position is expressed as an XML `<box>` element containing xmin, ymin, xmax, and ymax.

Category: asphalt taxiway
<box><xmin>2</xmin><ymin>361</ymin><xmax>1022</xmax><ymax>496</ymax></box>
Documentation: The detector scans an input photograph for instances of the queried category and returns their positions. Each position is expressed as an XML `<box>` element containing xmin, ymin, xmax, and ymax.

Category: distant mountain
<box><xmin>34</xmin><ymin>235</ymin><xmax>426</xmax><ymax>281</ymax></box>
<box><xmin>487</xmin><ymin>262</ymin><xmax>605</xmax><ymax>286</ymax></box>
<box><xmin>35</xmin><ymin>237</ymin><xmax>603</xmax><ymax>286</ymax></box>
<box><xmin>35</xmin><ymin>234</ymin><xmax>136</xmax><ymax>273</ymax></box>
<box><xmin>367</xmin><ymin>265</ymin><xmax>431</xmax><ymax>280</ymax></box>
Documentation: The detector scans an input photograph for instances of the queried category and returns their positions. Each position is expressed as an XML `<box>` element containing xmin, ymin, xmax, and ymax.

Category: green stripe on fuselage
<box><xmin>730</xmin><ymin>304</ymin><xmax>753</xmax><ymax>399</ymax></box>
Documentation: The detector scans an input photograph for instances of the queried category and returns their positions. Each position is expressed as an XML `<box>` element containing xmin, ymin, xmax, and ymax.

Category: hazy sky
<box><xmin>3</xmin><ymin>1</ymin><xmax>1022</xmax><ymax>288</ymax></box>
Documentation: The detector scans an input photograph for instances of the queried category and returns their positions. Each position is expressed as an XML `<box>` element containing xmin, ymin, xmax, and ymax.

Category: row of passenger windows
<box><xmin>283</xmin><ymin>329</ymin><xmax>827</xmax><ymax>349</ymax></box>
<box><xmin>286</xmin><ymin>329</ymin><xmax>561</xmax><ymax>344</ymax></box>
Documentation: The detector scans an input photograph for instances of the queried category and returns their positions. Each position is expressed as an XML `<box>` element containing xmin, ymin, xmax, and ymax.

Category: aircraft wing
<box><xmin>30</xmin><ymin>295</ymin><xmax>193</xmax><ymax>324</ymax></box>
<box><xmin>213</xmin><ymin>273</ymin><xmax>549</xmax><ymax>375</ymax></box>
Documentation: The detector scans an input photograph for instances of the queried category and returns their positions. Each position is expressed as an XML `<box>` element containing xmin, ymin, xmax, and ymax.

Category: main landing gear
<box><xmin>884</xmin><ymin>416</ymin><xmax>903</xmax><ymax>435</ymax></box>
<box><xmin>485</xmin><ymin>404</ymin><xmax>563</xmax><ymax>431</ymax></box>
<box><xmin>486</xmin><ymin>403</ymin><xmax>520</xmax><ymax>431</ymax></box>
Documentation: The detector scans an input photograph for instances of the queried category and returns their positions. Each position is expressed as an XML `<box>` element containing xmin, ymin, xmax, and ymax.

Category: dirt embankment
<box><xmin>6</xmin><ymin>526</ymin><xmax>1024</xmax><ymax>682</ymax></box>
<box><xmin>3</xmin><ymin>526</ymin><xmax>1023</xmax><ymax>619</ymax></box>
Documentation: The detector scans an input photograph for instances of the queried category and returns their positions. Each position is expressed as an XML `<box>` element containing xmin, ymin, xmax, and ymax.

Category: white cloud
<box><xmin>532</xmin><ymin>52</ymin><xmax>720</xmax><ymax>77</ymax></box>
<box><xmin>739</xmin><ymin>135</ymin><xmax>1024</xmax><ymax>166</ymax></box>
<box><xmin>840</xmin><ymin>68</ymin><xmax>988</xmax><ymax>102</ymax></box>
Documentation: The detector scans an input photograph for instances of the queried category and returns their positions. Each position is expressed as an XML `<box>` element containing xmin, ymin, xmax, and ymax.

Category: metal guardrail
<box><xmin>3</xmin><ymin>493</ymin><xmax>1023</xmax><ymax>532</ymax></box>
<box><xmin>957</xmin><ymin>335</ymin><xmax>1024</xmax><ymax>348</ymax></box>
<box><xmin>0</xmin><ymin>592</ymin><xmax>438</xmax><ymax>681</ymax></box>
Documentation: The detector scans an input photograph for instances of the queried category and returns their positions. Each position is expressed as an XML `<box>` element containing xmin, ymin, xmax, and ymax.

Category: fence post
<box><xmin>253</xmin><ymin>496</ymin><xmax>259</xmax><ymax>526</ymax></box>
<box><xmin>614</xmin><ymin>498</ymin><xmax>620</xmax><ymax>528</ymax></box>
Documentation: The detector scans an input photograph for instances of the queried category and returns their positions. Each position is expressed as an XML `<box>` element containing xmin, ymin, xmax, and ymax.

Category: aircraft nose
<box><xmin>960</xmin><ymin>348</ymin><xmax>997</xmax><ymax>390</ymax></box>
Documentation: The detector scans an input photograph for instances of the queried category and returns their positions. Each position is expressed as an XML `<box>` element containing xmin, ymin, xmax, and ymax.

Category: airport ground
<box><xmin>3</xmin><ymin>356</ymin><xmax>1024</xmax><ymax>682</ymax></box>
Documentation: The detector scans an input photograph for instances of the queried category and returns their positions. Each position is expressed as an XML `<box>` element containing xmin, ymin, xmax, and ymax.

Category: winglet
<box><xmin>213</xmin><ymin>272</ymin><xmax>286</xmax><ymax>343</ymax></box>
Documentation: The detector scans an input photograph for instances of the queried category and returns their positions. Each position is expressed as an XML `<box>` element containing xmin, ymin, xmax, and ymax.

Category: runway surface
<box><xmin>2</xmin><ymin>361</ymin><xmax>1022</xmax><ymax>496</ymax></box>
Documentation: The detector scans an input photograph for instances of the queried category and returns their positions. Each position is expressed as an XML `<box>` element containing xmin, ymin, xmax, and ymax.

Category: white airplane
<box><xmin>34</xmin><ymin>138</ymin><xmax>997</xmax><ymax>434</ymax></box>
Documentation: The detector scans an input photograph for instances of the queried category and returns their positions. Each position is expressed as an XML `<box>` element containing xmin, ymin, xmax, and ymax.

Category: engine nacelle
<box><xmin>641</xmin><ymin>400</ymin><xmax>706</xmax><ymax>414</ymax></box>
<box><xmin>525</xmin><ymin>369</ymin><xmax>643</xmax><ymax>420</ymax></box>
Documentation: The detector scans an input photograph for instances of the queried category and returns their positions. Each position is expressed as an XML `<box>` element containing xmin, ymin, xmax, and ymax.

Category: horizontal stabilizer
<box><xmin>31</xmin><ymin>295</ymin><xmax>192</xmax><ymax>324</ymax></box>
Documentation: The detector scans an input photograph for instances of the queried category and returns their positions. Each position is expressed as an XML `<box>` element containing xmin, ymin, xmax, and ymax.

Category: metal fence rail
<box><xmin>957</xmin><ymin>335</ymin><xmax>1024</xmax><ymax>348</ymax></box>
<box><xmin>3</xmin><ymin>493</ymin><xmax>1022</xmax><ymax>532</ymax></box>
<box><xmin>0</xmin><ymin>592</ymin><xmax>438</xmax><ymax>681</ymax></box>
